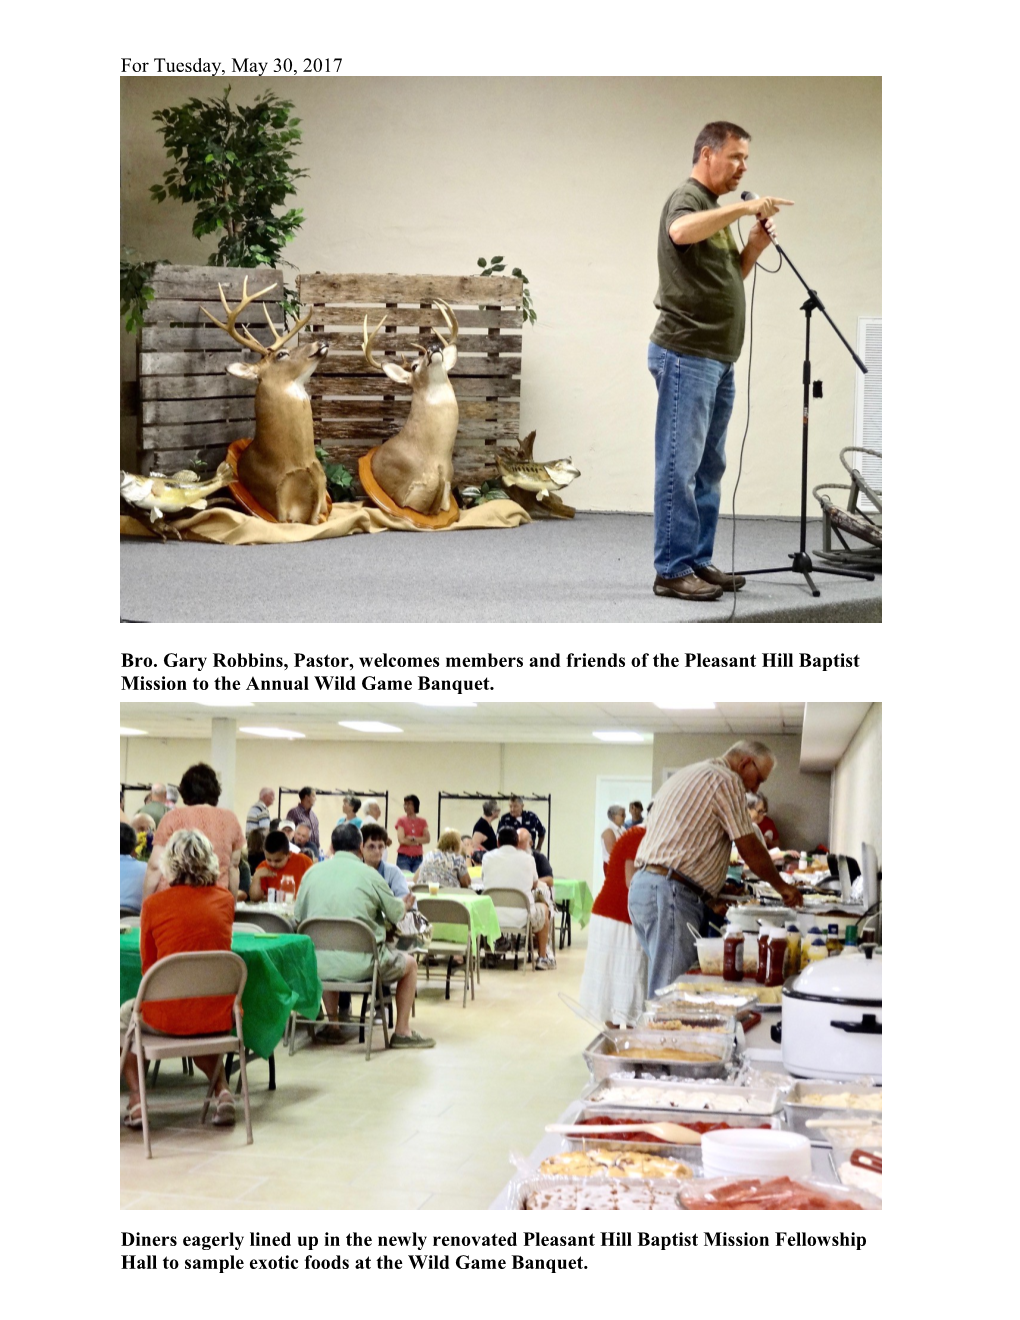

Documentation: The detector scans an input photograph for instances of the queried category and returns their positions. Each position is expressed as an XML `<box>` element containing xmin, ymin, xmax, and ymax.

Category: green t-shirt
<box><xmin>651</xmin><ymin>178</ymin><xmax>745</xmax><ymax>363</ymax></box>
<box><xmin>292</xmin><ymin>851</ymin><xmax>406</xmax><ymax>982</ymax></box>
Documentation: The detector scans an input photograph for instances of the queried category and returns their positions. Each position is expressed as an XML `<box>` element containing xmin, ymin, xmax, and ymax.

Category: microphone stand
<box><xmin>736</xmin><ymin>237</ymin><xmax>875</xmax><ymax>596</ymax></box>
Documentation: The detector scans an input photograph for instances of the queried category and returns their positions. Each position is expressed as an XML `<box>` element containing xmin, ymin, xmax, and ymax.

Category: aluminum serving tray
<box><xmin>585</xmin><ymin>1075</ymin><xmax>783</xmax><ymax>1116</ymax></box>
<box><xmin>649</xmin><ymin>987</ymin><xmax>762</xmax><ymax>1014</ymax></box>
<box><xmin>783</xmin><ymin>1081</ymin><xmax>883</xmax><ymax>1140</ymax></box>
<box><xmin>638</xmin><ymin>1010</ymin><xmax>737</xmax><ymax>1035</ymax></box>
<box><xmin>583</xmin><ymin>1031</ymin><xmax>733</xmax><ymax>1083</ymax></box>
<box><xmin>566</xmin><ymin>1106</ymin><xmax>779</xmax><ymax>1159</ymax></box>
<box><xmin>515</xmin><ymin>1175</ymin><xmax>686</xmax><ymax>1211</ymax></box>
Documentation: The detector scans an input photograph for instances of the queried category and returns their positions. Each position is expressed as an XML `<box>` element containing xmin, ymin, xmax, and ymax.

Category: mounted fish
<box><xmin>120</xmin><ymin>463</ymin><xmax>235</xmax><ymax>539</ymax></box>
<box><xmin>201</xmin><ymin>277</ymin><xmax>330</xmax><ymax>524</ymax></box>
<box><xmin>359</xmin><ymin>298</ymin><xmax>461</xmax><ymax>529</ymax></box>
<box><xmin>496</xmin><ymin>431</ymin><xmax>580</xmax><ymax>519</ymax></box>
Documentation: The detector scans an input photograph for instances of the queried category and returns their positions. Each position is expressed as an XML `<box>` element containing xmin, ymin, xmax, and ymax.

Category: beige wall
<box><xmin>121</xmin><ymin>76</ymin><xmax>880</xmax><ymax>511</ymax></box>
<box><xmin>120</xmin><ymin>735</ymin><xmax>652</xmax><ymax>882</ymax></box>
<box><xmin>650</xmin><ymin>732</ymin><xmax>831</xmax><ymax>851</ymax></box>
<box><xmin>829</xmin><ymin>703</ymin><xmax>881</xmax><ymax>866</ymax></box>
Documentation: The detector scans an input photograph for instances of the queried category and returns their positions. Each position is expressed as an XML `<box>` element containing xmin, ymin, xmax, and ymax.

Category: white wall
<box><xmin>121</xmin><ymin>76</ymin><xmax>881</xmax><ymax>512</ymax></box>
<box><xmin>650</xmin><ymin>732</ymin><xmax>831</xmax><ymax>851</ymax></box>
<box><xmin>829</xmin><ymin>703</ymin><xmax>882</xmax><ymax>866</ymax></box>
<box><xmin>120</xmin><ymin>734</ymin><xmax>652</xmax><ymax>883</ymax></box>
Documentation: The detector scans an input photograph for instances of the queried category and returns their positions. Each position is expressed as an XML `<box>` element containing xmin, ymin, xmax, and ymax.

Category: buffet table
<box><xmin>119</xmin><ymin>928</ymin><xmax>322</xmax><ymax>1059</ymax></box>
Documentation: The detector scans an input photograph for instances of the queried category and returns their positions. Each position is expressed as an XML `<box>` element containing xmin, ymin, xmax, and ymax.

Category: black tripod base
<box><xmin>738</xmin><ymin>552</ymin><xmax>875</xmax><ymax>598</ymax></box>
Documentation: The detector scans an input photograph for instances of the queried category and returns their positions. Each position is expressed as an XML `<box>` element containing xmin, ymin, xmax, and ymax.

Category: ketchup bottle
<box><xmin>756</xmin><ymin>927</ymin><xmax>770</xmax><ymax>983</ymax></box>
<box><xmin>723</xmin><ymin>927</ymin><xmax>744</xmax><ymax>982</ymax></box>
<box><xmin>765</xmin><ymin>929</ymin><xmax>789</xmax><ymax>987</ymax></box>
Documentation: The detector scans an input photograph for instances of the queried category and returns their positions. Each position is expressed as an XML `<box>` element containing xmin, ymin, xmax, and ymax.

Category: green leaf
<box><xmin>491</xmin><ymin>255</ymin><xmax>503</xmax><ymax>263</ymax></box>
<box><xmin>477</xmin><ymin>257</ymin><xmax>487</xmax><ymax>267</ymax></box>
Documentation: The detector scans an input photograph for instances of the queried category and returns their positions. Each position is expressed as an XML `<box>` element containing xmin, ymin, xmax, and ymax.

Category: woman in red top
<box><xmin>121</xmin><ymin>829</ymin><xmax>238</xmax><ymax>1130</ymax></box>
<box><xmin>395</xmin><ymin>795</ymin><xmax>431</xmax><ymax>873</ymax></box>
<box><xmin>579</xmin><ymin>824</ymin><xmax>649</xmax><ymax>1026</ymax></box>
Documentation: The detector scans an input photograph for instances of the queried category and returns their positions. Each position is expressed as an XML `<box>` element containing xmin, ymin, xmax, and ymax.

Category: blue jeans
<box><xmin>396</xmin><ymin>853</ymin><xmax>422</xmax><ymax>873</ymax></box>
<box><xmin>627</xmin><ymin>868</ymin><xmax>707</xmax><ymax>997</ymax></box>
<box><xmin>648</xmin><ymin>343</ymin><xmax>736</xmax><ymax>579</ymax></box>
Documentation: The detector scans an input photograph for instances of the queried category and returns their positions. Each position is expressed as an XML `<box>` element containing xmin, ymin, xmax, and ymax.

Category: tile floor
<box><xmin>121</xmin><ymin>928</ymin><xmax>595</xmax><ymax>1210</ymax></box>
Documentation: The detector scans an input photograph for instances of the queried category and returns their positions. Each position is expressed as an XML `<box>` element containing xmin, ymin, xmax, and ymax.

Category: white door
<box><xmin>592</xmin><ymin>775</ymin><xmax>653</xmax><ymax>896</ymax></box>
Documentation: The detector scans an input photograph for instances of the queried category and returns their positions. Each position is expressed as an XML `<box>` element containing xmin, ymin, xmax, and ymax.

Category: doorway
<box><xmin>592</xmin><ymin>775</ymin><xmax>653</xmax><ymax>896</ymax></box>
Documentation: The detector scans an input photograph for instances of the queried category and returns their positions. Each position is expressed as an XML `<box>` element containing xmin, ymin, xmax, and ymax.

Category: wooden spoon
<box><xmin>546</xmin><ymin>1121</ymin><xmax>702</xmax><ymax>1145</ymax></box>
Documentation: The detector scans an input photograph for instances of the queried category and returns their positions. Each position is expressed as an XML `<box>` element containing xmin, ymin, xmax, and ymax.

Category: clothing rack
<box><xmin>276</xmin><ymin>787</ymin><xmax>390</xmax><ymax>829</ymax></box>
<box><xmin>435</xmin><ymin>791</ymin><xmax>552</xmax><ymax>862</ymax></box>
<box><xmin>121</xmin><ymin>782</ymin><xmax>153</xmax><ymax>815</ymax></box>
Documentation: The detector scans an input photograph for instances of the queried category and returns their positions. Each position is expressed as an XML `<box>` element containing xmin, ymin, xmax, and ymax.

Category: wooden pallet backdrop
<box><xmin>297</xmin><ymin>272</ymin><xmax>524</xmax><ymax>488</ymax></box>
<box><xmin>136</xmin><ymin>264</ymin><xmax>284</xmax><ymax>475</ymax></box>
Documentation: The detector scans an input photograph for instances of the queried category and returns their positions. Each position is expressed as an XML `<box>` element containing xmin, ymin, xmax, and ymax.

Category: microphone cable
<box><xmin>726</xmin><ymin>215</ymin><xmax>784</xmax><ymax>622</ymax></box>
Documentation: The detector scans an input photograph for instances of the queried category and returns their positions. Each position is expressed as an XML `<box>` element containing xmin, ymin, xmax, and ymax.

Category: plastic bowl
<box><xmin>695</xmin><ymin>937</ymin><xmax>725</xmax><ymax>975</ymax></box>
<box><xmin>701</xmin><ymin>1128</ymin><xmax>812</xmax><ymax>1179</ymax></box>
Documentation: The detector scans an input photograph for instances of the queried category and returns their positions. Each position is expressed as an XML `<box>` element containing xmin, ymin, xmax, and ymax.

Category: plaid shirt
<box><xmin>499</xmin><ymin>808</ymin><xmax>545</xmax><ymax>847</ymax></box>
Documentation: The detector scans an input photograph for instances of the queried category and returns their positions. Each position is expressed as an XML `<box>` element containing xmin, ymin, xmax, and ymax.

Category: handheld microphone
<box><xmin>740</xmin><ymin>190</ymin><xmax>758</xmax><ymax>202</ymax></box>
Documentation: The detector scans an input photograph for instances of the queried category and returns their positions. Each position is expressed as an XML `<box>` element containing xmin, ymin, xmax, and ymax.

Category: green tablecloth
<box><xmin>417</xmin><ymin>891</ymin><xmax>501</xmax><ymax>948</ymax></box>
<box><xmin>552</xmin><ymin>878</ymin><xmax>594</xmax><ymax>929</ymax></box>
<box><xmin>120</xmin><ymin>929</ymin><xmax>322</xmax><ymax>1060</ymax></box>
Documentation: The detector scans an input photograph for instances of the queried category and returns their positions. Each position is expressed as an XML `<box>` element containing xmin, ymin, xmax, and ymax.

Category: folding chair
<box><xmin>234</xmin><ymin>908</ymin><xmax>293</xmax><ymax>933</ymax></box>
<box><xmin>121</xmin><ymin>907</ymin><xmax>140</xmax><ymax>920</ymax></box>
<box><xmin>119</xmin><ymin>915</ymin><xmax>141</xmax><ymax>931</ymax></box>
<box><xmin>288</xmin><ymin>918</ymin><xmax>391</xmax><ymax>1060</ymax></box>
<box><xmin>232</xmin><ymin>922</ymin><xmax>267</xmax><ymax>934</ymax></box>
<box><xmin>414</xmin><ymin>898</ymin><xmax>474</xmax><ymax>1007</ymax></box>
<box><xmin>482</xmin><ymin>889</ymin><xmax>534</xmax><ymax>970</ymax></box>
<box><xmin>119</xmin><ymin>951</ymin><xmax>252</xmax><ymax>1158</ymax></box>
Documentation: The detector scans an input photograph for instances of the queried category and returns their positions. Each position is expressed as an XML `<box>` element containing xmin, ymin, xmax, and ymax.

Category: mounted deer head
<box><xmin>362</xmin><ymin>297</ymin><xmax>460</xmax><ymax>518</ymax></box>
<box><xmin>201</xmin><ymin>276</ymin><xmax>329</xmax><ymax>525</ymax></box>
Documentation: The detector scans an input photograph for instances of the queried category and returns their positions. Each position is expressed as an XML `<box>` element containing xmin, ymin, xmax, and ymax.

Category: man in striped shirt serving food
<box><xmin>629</xmin><ymin>740</ymin><xmax>803</xmax><ymax>995</ymax></box>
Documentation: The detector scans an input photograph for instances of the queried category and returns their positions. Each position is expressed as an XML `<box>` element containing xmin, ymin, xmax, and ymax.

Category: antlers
<box><xmin>202</xmin><ymin>275</ymin><xmax>313</xmax><ymax>357</ymax></box>
<box><xmin>362</xmin><ymin>297</ymin><xmax>459</xmax><ymax>373</ymax></box>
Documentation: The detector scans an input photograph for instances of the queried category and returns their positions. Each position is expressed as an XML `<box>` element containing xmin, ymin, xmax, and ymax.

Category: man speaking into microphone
<box><xmin>648</xmin><ymin>122</ymin><xmax>792</xmax><ymax>601</ymax></box>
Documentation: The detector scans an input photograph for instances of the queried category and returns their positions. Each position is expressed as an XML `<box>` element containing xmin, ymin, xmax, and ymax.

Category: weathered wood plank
<box><xmin>298</xmin><ymin>272</ymin><xmax>522</xmax><ymax>304</ymax></box>
<box><xmin>313</xmin><ymin>355</ymin><xmax>521</xmax><ymax>379</ymax></box>
<box><xmin>141</xmin><ymin>326</ymin><xmax>523</xmax><ymax>354</ymax></box>
<box><xmin>311</xmin><ymin>378</ymin><xmax>520</xmax><ymax>403</ymax></box>
<box><xmin>143</xmin><ymin>299</ymin><xmax>285</xmax><ymax>325</ymax></box>
<box><xmin>302</xmin><ymin>305</ymin><xmax>524</xmax><ymax>330</ymax></box>
<box><xmin>140</xmin><ymin>420</ymin><xmax>253</xmax><ymax>450</ymax></box>
<box><xmin>319</xmin><ymin>445</ymin><xmax>506</xmax><ymax>483</ymax></box>
<box><xmin>314</xmin><ymin>398</ymin><xmax>519</xmax><ymax>422</ymax></box>
<box><xmin>150</xmin><ymin>265</ymin><xmax>284</xmax><ymax>299</ymax></box>
<box><xmin>139</xmin><ymin>374</ymin><xmax>257</xmax><ymax>402</ymax></box>
<box><xmin>140</xmin><ymin>351</ymin><xmax>265</xmax><ymax>376</ymax></box>
<box><xmin>314</xmin><ymin>418</ymin><xmax>521</xmax><ymax>443</ymax></box>
<box><xmin>142</xmin><ymin>398</ymin><xmax>258</xmax><ymax>426</ymax></box>
<box><xmin>141</xmin><ymin>325</ymin><xmax>281</xmax><ymax>352</ymax></box>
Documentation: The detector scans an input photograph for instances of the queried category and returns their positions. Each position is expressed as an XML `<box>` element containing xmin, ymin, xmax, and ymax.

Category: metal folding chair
<box><xmin>414</xmin><ymin>897</ymin><xmax>474</xmax><ymax>1006</ymax></box>
<box><xmin>288</xmin><ymin>918</ymin><xmax>391</xmax><ymax>1060</ymax></box>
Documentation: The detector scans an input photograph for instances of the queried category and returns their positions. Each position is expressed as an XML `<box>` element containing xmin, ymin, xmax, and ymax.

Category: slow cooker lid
<box><xmin>784</xmin><ymin>948</ymin><xmax>882</xmax><ymax>1005</ymax></box>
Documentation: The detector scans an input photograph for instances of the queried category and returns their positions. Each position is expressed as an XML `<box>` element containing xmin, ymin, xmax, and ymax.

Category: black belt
<box><xmin>641</xmin><ymin>863</ymin><xmax>712</xmax><ymax>902</ymax></box>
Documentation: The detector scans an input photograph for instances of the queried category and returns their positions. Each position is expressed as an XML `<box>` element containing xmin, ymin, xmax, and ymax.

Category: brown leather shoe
<box><xmin>695</xmin><ymin>564</ymin><xmax>746</xmax><ymax>591</ymax></box>
<box><xmin>653</xmin><ymin>573</ymin><xmax>723</xmax><ymax>601</ymax></box>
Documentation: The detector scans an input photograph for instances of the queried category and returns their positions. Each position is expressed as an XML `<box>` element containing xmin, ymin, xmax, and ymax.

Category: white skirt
<box><xmin>578</xmin><ymin>914</ymin><xmax>649</xmax><ymax>1026</ymax></box>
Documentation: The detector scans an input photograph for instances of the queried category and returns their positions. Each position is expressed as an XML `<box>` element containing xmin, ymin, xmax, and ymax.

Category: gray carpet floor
<box><xmin>121</xmin><ymin>513</ymin><xmax>881</xmax><ymax>624</ymax></box>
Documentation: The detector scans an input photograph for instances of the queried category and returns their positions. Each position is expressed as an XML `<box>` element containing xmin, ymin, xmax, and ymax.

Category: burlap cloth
<box><xmin>120</xmin><ymin>499</ymin><xmax>530</xmax><ymax>544</ymax></box>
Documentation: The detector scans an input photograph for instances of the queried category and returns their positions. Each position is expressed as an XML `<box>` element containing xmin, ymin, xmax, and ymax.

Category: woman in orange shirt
<box><xmin>121</xmin><ymin>830</ymin><xmax>238</xmax><ymax>1130</ymax></box>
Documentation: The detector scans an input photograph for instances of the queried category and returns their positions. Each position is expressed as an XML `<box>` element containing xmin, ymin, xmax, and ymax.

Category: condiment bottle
<box><xmin>784</xmin><ymin>923</ymin><xmax>801</xmax><ymax>977</ymax></box>
<box><xmin>806</xmin><ymin>937</ymin><xmax>828</xmax><ymax>963</ymax></box>
<box><xmin>825</xmin><ymin>922</ymin><xmax>841</xmax><ymax>955</ymax></box>
<box><xmin>756</xmin><ymin>927</ymin><xmax>771</xmax><ymax>983</ymax></box>
<box><xmin>723</xmin><ymin>926</ymin><xmax>744</xmax><ymax>981</ymax></box>
<box><xmin>800</xmin><ymin>926</ymin><xmax>823</xmax><ymax>970</ymax></box>
<box><xmin>281</xmin><ymin>873</ymin><xmax>296</xmax><ymax>906</ymax></box>
<box><xmin>799</xmin><ymin>851</ymin><xmax>808</xmax><ymax>871</ymax></box>
<box><xmin>765</xmin><ymin>928</ymin><xmax>789</xmax><ymax>986</ymax></box>
<box><xmin>844</xmin><ymin>924</ymin><xmax>859</xmax><ymax>948</ymax></box>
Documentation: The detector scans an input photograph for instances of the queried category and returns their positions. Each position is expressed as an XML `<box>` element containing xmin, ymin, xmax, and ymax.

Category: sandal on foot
<box><xmin>123</xmin><ymin>1100</ymin><xmax>144</xmax><ymax>1130</ymax></box>
<box><xmin>211</xmin><ymin>1091</ymin><xmax>236</xmax><ymax>1126</ymax></box>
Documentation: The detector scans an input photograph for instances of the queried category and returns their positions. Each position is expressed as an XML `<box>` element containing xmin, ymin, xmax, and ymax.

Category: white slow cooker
<box><xmin>777</xmin><ymin>947</ymin><xmax>882</xmax><ymax>1082</ymax></box>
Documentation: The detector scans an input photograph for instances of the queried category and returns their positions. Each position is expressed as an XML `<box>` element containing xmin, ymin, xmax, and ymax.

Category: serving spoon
<box><xmin>546</xmin><ymin>1121</ymin><xmax>703</xmax><ymax>1145</ymax></box>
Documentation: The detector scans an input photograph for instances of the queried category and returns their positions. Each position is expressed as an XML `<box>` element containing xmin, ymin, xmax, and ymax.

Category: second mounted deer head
<box><xmin>361</xmin><ymin>297</ymin><xmax>460</xmax><ymax>519</ymax></box>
